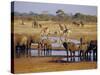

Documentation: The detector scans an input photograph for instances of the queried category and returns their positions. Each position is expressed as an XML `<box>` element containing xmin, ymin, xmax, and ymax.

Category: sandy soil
<box><xmin>14</xmin><ymin>57</ymin><xmax>97</xmax><ymax>73</ymax></box>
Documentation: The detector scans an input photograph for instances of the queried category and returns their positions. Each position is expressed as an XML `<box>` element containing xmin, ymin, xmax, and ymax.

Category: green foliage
<box><xmin>73</xmin><ymin>13</ymin><xmax>97</xmax><ymax>23</ymax></box>
<box><xmin>13</xmin><ymin>11</ymin><xmax>97</xmax><ymax>24</ymax></box>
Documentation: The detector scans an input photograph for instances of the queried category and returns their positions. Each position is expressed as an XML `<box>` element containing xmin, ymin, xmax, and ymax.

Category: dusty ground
<box><xmin>14</xmin><ymin>57</ymin><xmax>97</xmax><ymax>73</ymax></box>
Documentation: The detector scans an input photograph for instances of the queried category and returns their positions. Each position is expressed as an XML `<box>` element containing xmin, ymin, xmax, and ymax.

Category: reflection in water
<box><xmin>31</xmin><ymin>50</ymin><xmax>96</xmax><ymax>62</ymax></box>
<box><xmin>63</xmin><ymin>57</ymin><xmax>80</xmax><ymax>62</ymax></box>
<box><xmin>31</xmin><ymin>50</ymin><xmax>81</xmax><ymax>56</ymax></box>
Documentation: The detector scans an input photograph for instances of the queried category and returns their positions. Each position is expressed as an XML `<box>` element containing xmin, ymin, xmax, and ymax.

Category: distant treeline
<box><xmin>12</xmin><ymin>10</ymin><xmax>97</xmax><ymax>24</ymax></box>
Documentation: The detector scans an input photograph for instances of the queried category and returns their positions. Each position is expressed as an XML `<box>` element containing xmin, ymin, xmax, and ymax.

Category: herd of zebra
<box><xmin>12</xmin><ymin>32</ymin><xmax>97</xmax><ymax>62</ymax></box>
<box><xmin>12</xmin><ymin>20</ymin><xmax>97</xmax><ymax>62</ymax></box>
<box><xmin>12</xmin><ymin>33</ymin><xmax>52</xmax><ymax>58</ymax></box>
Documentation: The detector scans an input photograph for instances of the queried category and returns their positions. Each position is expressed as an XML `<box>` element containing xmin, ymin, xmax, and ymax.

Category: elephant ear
<box><xmin>20</xmin><ymin>36</ymin><xmax>28</xmax><ymax>45</ymax></box>
<box><xmin>62</xmin><ymin>42</ymin><xmax>68</xmax><ymax>50</ymax></box>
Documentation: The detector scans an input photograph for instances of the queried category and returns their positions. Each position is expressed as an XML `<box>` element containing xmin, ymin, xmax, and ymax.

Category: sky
<box><xmin>13</xmin><ymin>1</ymin><xmax>97</xmax><ymax>16</ymax></box>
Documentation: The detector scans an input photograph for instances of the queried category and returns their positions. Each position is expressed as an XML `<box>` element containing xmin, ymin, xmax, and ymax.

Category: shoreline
<box><xmin>14</xmin><ymin>57</ymin><xmax>97</xmax><ymax>73</ymax></box>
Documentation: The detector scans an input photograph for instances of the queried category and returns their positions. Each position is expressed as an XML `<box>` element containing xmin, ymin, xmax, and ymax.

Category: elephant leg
<box><xmin>82</xmin><ymin>51</ymin><xmax>85</xmax><ymax>61</ymax></box>
<box><xmin>78</xmin><ymin>51</ymin><xmax>81</xmax><ymax>61</ymax></box>
<box><xmin>46</xmin><ymin>49</ymin><xmax>48</xmax><ymax>56</ymax></box>
<box><xmin>80</xmin><ymin>50</ymin><xmax>82</xmax><ymax>61</ymax></box>
<box><xmin>47</xmin><ymin>50</ymin><xmax>48</xmax><ymax>56</ymax></box>
<box><xmin>71</xmin><ymin>51</ymin><xmax>75</xmax><ymax>62</ymax></box>
<box><xmin>15</xmin><ymin>46</ymin><xmax>18</xmax><ymax>58</ymax></box>
<box><xmin>71</xmin><ymin>51</ymin><xmax>73</xmax><ymax>62</ymax></box>
<box><xmin>87</xmin><ymin>51</ymin><xmax>90</xmax><ymax>61</ymax></box>
<box><xmin>48</xmin><ymin>50</ymin><xmax>50</xmax><ymax>56</ymax></box>
<box><xmin>40</xmin><ymin>50</ymin><xmax>42</xmax><ymax>56</ymax></box>
<box><xmin>44</xmin><ymin>49</ymin><xmax>46</xmax><ymax>56</ymax></box>
<box><xmin>93</xmin><ymin>51</ymin><xmax>95</xmax><ymax>61</ymax></box>
<box><xmin>84</xmin><ymin>51</ymin><xmax>86</xmax><ymax>61</ymax></box>
<box><xmin>95</xmin><ymin>50</ymin><xmax>97</xmax><ymax>61</ymax></box>
<box><xmin>49</xmin><ymin>49</ymin><xmax>52</xmax><ymax>56</ymax></box>
<box><xmin>28</xmin><ymin>45</ymin><xmax>31</xmax><ymax>57</ymax></box>
<box><xmin>24</xmin><ymin>45</ymin><xmax>27</xmax><ymax>57</ymax></box>
<box><xmin>83</xmin><ymin>51</ymin><xmax>85</xmax><ymax>61</ymax></box>
<box><xmin>86</xmin><ymin>51</ymin><xmax>88</xmax><ymax>61</ymax></box>
<box><xmin>49</xmin><ymin>49</ymin><xmax>51</xmax><ymax>56</ymax></box>
<box><xmin>73</xmin><ymin>51</ymin><xmax>75</xmax><ymax>62</ymax></box>
<box><xmin>70</xmin><ymin>51</ymin><xmax>73</xmax><ymax>62</ymax></box>
<box><xmin>16</xmin><ymin>45</ymin><xmax>20</xmax><ymax>58</ymax></box>
<box><xmin>38</xmin><ymin>49</ymin><xmax>40</xmax><ymax>56</ymax></box>
<box><xmin>93</xmin><ymin>50</ymin><xmax>97</xmax><ymax>61</ymax></box>
<box><xmin>25</xmin><ymin>45</ymin><xmax>28</xmax><ymax>57</ymax></box>
<box><xmin>48</xmin><ymin>49</ymin><xmax>50</xmax><ymax>56</ymax></box>
<box><xmin>66</xmin><ymin>50</ymin><xmax>69</xmax><ymax>62</ymax></box>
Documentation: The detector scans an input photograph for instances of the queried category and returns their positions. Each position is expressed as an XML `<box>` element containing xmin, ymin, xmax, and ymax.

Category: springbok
<box><xmin>40</xmin><ymin>27</ymin><xmax>50</xmax><ymax>38</ymax></box>
<box><xmin>72</xmin><ymin>21</ymin><xmax>84</xmax><ymax>27</ymax></box>
<box><xmin>38</xmin><ymin>39</ymin><xmax>52</xmax><ymax>56</ymax></box>
<box><xmin>58</xmin><ymin>24</ymin><xmax>71</xmax><ymax>42</ymax></box>
<box><xmin>72</xmin><ymin>21</ymin><xmax>80</xmax><ymax>27</ymax></box>
<box><xmin>32</xmin><ymin>20</ymin><xmax>38</xmax><ymax>28</ymax></box>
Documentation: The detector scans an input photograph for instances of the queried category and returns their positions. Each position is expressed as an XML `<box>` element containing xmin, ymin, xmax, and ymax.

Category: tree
<box><xmin>56</xmin><ymin>9</ymin><xmax>65</xmax><ymax>16</ymax></box>
<box><xmin>56</xmin><ymin>9</ymin><xmax>65</xmax><ymax>22</ymax></box>
<box><xmin>40</xmin><ymin>11</ymin><xmax>50</xmax><ymax>21</ymax></box>
<box><xmin>29</xmin><ymin>11</ymin><xmax>34</xmax><ymax>16</ymax></box>
<box><xmin>73</xmin><ymin>13</ymin><xmax>81</xmax><ymax>18</ymax></box>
